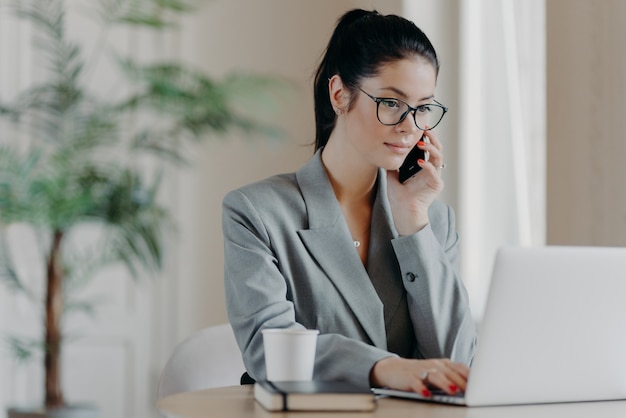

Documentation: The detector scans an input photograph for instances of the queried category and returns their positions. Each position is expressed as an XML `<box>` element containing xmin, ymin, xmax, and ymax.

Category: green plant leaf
<box><xmin>116</xmin><ymin>60</ymin><xmax>287</xmax><ymax>144</ymax></box>
<box><xmin>0</xmin><ymin>233</ymin><xmax>37</xmax><ymax>301</ymax></box>
<box><xmin>64</xmin><ymin>297</ymin><xmax>107</xmax><ymax>318</ymax></box>
<box><xmin>5</xmin><ymin>335</ymin><xmax>43</xmax><ymax>364</ymax></box>
<box><xmin>97</xmin><ymin>0</ymin><xmax>198</xmax><ymax>28</ymax></box>
<box><xmin>130</xmin><ymin>130</ymin><xmax>189</xmax><ymax>165</ymax></box>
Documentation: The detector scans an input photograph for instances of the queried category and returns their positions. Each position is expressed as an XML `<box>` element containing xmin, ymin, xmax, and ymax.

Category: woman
<box><xmin>222</xmin><ymin>9</ymin><xmax>476</xmax><ymax>397</ymax></box>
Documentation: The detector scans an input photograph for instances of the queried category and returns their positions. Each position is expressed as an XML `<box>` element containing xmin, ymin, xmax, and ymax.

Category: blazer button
<box><xmin>405</xmin><ymin>272</ymin><xmax>416</xmax><ymax>282</ymax></box>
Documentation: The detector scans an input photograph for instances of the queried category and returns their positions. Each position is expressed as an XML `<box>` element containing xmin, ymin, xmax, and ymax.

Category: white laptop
<box><xmin>373</xmin><ymin>246</ymin><xmax>626</xmax><ymax>406</ymax></box>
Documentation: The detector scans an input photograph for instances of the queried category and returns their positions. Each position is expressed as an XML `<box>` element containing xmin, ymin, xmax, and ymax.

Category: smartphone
<box><xmin>398</xmin><ymin>134</ymin><xmax>429</xmax><ymax>184</ymax></box>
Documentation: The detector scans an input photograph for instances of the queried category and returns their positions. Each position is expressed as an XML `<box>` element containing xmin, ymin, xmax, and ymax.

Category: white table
<box><xmin>157</xmin><ymin>385</ymin><xmax>626</xmax><ymax>418</ymax></box>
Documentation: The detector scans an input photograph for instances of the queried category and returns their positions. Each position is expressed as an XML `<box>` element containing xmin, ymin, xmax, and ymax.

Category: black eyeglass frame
<box><xmin>358</xmin><ymin>87</ymin><xmax>448</xmax><ymax>130</ymax></box>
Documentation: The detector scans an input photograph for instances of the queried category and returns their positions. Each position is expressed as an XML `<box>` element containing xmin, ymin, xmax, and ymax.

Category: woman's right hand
<box><xmin>386</xmin><ymin>129</ymin><xmax>446</xmax><ymax>237</ymax></box>
<box><xmin>370</xmin><ymin>356</ymin><xmax>469</xmax><ymax>397</ymax></box>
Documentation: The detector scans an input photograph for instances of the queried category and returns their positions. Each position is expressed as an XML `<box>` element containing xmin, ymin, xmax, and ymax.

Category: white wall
<box><xmin>546</xmin><ymin>0</ymin><xmax>626</xmax><ymax>246</ymax></box>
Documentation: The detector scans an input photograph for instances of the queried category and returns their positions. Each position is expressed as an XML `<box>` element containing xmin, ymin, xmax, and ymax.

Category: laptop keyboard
<box><xmin>372</xmin><ymin>387</ymin><xmax>467</xmax><ymax>405</ymax></box>
<box><xmin>428</xmin><ymin>389</ymin><xmax>466</xmax><ymax>405</ymax></box>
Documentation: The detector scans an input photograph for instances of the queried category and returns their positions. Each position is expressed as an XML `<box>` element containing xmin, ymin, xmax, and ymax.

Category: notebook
<box><xmin>373</xmin><ymin>246</ymin><xmax>626</xmax><ymax>406</ymax></box>
<box><xmin>254</xmin><ymin>380</ymin><xmax>376</xmax><ymax>411</ymax></box>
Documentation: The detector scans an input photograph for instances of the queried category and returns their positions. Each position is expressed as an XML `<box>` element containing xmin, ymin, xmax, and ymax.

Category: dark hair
<box><xmin>313</xmin><ymin>9</ymin><xmax>439</xmax><ymax>151</ymax></box>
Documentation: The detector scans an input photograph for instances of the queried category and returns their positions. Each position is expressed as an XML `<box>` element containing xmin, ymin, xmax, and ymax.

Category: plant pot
<box><xmin>7</xmin><ymin>404</ymin><xmax>99</xmax><ymax>418</ymax></box>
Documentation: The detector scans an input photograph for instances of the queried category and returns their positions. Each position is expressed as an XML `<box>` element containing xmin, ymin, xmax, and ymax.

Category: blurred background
<box><xmin>1</xmin><ymin>0</ymin><xmax>625</xmax><ymax>417</ymax></box>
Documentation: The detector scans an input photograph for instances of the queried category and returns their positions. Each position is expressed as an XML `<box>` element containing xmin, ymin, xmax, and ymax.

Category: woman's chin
<box><xmin>383</xmin><ymin>157</ymin><xmax>406</xmax><ymax>172</ymax></box>
<box><xmin>371</xmin><ymin>153</ymin><xmax>407</xmax><ymax>172</ymax></box>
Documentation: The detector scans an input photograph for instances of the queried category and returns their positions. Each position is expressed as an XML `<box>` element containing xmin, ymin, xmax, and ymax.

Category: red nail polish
<box><xmin>422</xmin><ymin>389</ymin><xmax>431</xmax><ymax>397</ymax></box>
<box><xmin>449</xmin><ymin>385</ymin><xmax>458</xmax><ymax>393</ymax></box>
<box><xmin>418</xmin><ymin>141</ymin><xmax>426</xmax><ymax>147</ymax></box>
<box><xmin>418</xmin><ymin>159</ymin><xmax>425</xmax><ymax>165</ymax></box>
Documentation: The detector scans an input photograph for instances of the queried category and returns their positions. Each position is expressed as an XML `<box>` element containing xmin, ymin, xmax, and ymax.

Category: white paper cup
<box><xmin>262</xmin><ymin>328</ymin><xmax>319</xmax><ymax>381</ymax></box>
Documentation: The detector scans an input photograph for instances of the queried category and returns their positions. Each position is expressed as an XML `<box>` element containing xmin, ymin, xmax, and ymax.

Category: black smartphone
<box><xmin>398</xmin><ymin>134</ymin><xmax>429</xmax><ymax>184</ymax></box>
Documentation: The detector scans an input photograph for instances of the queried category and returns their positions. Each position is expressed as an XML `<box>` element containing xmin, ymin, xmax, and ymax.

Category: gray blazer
<box><xmin>222</xmin><ymin>151</ymin><xmax>476</xmax><ymax>387</ymax></box>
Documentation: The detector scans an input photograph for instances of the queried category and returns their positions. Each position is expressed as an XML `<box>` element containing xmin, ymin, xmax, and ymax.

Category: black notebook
<box><xmin>254</xmin><ymin>380</ymin><xmax>376</xmax><ymax>411</ymax></box>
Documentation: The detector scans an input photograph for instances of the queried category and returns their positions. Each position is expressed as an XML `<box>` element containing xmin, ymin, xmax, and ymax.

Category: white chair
<box><xmin>157</xmin><ymin>323</ymin><xmax>246</xmax><ymax>399</ymax></box>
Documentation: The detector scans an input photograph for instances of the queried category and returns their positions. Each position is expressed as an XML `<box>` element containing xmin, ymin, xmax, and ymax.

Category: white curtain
<box><xmin>458</xmin><ymin>0</ymin><xmax>546</xmax><ymax>319</ymax></box>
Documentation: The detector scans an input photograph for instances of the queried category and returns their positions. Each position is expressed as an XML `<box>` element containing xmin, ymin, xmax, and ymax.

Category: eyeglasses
<box><xmin>358</xmin><ymin>87</ymin><xmax>448</xmax><ymax>130</ymax></box>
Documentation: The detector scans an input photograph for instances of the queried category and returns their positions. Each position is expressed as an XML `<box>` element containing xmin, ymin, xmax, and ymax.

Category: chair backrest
<box><xmin>157</xmin><ymin>323</ymin><xmax>245</xmax><ymax>399</ymax></box>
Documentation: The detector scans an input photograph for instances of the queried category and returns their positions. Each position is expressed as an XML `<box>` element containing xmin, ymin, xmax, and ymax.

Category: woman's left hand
<box><xmin>370</xmin><ymin>356</ymin><xmax>469</xmax><ymax>397</ymax></box>
<box><xmin>386</xmin><ymin>129</ymin><xmax>445</xmax><ymax>236</ymax></box>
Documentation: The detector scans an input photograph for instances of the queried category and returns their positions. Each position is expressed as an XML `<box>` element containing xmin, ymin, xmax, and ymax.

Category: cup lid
<box><xmin>261</xmin><ymin>328</ymin><xmax>319</xmax><ymax>335</ymax></box>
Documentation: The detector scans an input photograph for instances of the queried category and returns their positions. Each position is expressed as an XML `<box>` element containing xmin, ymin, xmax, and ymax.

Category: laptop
<box><xmin>373</xmin><ymin>246</ymin><xmax>626</xmax><ymax>406</ymax></box>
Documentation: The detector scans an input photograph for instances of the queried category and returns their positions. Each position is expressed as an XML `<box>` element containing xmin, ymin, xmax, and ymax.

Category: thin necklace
<box><xmin>352</xmin><ymin>224</ymin><xmax>370</xmax><ymax>248</ymax></box>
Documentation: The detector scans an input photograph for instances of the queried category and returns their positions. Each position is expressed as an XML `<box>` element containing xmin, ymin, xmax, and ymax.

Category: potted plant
<box><xmin>0</xmin><ymin>0</ymin><xmax>281</xmax><ymax>416</ymax></box>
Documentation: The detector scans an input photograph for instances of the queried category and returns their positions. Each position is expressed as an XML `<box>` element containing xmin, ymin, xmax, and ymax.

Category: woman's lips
<box><xmin>385</xmin><ymin>142</ymin><xmax>412</xmax><ymax>155</ymax></box>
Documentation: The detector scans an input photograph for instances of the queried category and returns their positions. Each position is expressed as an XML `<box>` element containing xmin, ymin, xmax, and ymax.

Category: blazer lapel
<box><xmin>295</xmin><ymin>152</ymin><xmax>387</xmax><ymax>349</ymax></box>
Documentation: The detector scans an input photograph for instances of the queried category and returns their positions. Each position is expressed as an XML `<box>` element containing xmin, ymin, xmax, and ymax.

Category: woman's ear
<box><xmin>328</xmin><ymin>74</ymin><xmax>349</xmax><ymax>114</ymax></box>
